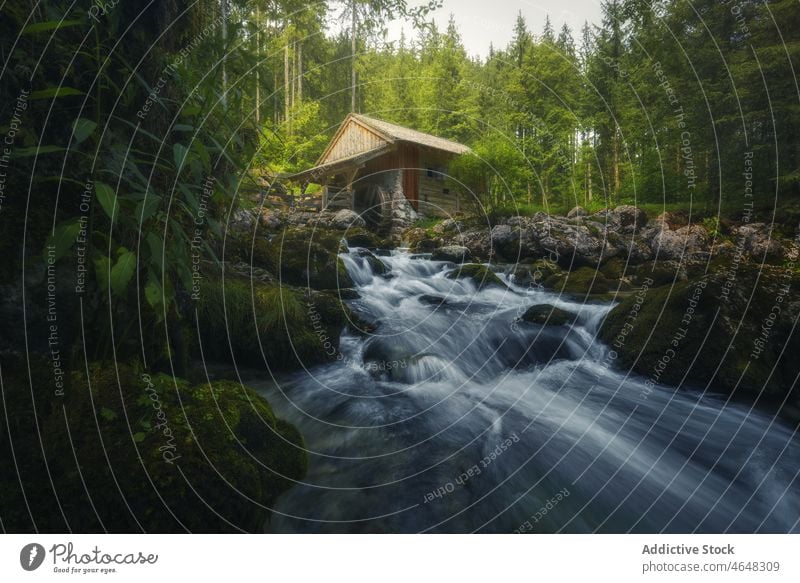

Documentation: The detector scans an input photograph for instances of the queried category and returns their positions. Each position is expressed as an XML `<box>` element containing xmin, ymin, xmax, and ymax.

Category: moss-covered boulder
<box><xmin>344</xmin><ymin>228</ymin><xmax>391</xmax><ymax>250</ymax></box>
<box><xmin>599</xmin><ymin>264</ymin><xmax>800</xmax><ymax>405</ymax></box>
<box><xmin>511</xmin><ymin>260</ymin><xmax>563</xmax><ymax>287</ymax></box>
<box><xmin>1</xmin><ymin>360</ymin><xmax>306</xmax><ymax>533</ymax></box>
<box><xmin>265</xmin><ymin>228</ymin><xmax>353</xmax><ymax>291</ymax></box>
<box><xmin>544</xmin><ymin>267</ymin><xmax>610</xmax><ymax>296</ymax></box>
<box><xmin>521</xmin><ymin>305</ymin><xmax>576</xmax><ymax>326</ymax></box>
<box><xmin>197</xmin><ymin>277</ymin><xmax>349</xmax><ymax>370</ymax></box>
<box><xmin>357</xmin><ymin>249</ymin><xmax>390</xmax><ymax>276</ymax></box>
<box><xmin>446</xmin><ymin>264</ymin><xmax>508</xmax><ymax>290</ymax></box>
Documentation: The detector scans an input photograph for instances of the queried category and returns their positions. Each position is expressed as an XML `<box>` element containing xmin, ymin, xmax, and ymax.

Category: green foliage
<box><xmin>0</xmin><ymin>358</ymin><xmax>307</xmax><ymax>532</ymax></box>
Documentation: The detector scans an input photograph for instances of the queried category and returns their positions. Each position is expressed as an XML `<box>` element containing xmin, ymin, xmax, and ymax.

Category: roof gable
<box><xmin>354</xmin><ymin>114</ymin><xmax>472</xmax><ymax>156</ymax></box>
<box><xmin>315</xmin><ymin>114</ymin><xmax>471</xmax><ymax>167</ymax></box>
<box><xmin>318</xmin><ymin>116</ymin><xmax>391</xmax><ymax>166</ymax></box>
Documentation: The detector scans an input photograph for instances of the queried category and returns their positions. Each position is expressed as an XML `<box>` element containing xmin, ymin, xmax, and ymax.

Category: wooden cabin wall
<box><xmin>417</xmin><ymin>149</ymin><xmax>461</xmax><ymax>217</ymax></box>
<box><xmin>324</xmin><ymin>123</ymin><xmax>387</xmax><ymax>164</ymax></box>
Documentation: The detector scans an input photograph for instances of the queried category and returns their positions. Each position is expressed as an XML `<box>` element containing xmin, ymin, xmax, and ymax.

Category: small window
<box><xmin>426</xmin><ymin>166</ymin><xmax>446</xmax><ymax>181</ymax></box>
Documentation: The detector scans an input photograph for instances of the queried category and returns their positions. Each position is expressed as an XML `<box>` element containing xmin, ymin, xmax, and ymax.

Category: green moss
<box><xmin>197</xmin><ymin>277</ymin><xmax>349</xmax><ymax>370</ymax></box>
<box><xmin>600</xmin><ymin>257</ymin><xmax>627</xmax><ymax>281</ymax></box>
<box><xmin>1</xmin><ymin>361</ymin><xmax>306</xmax><ymax>533</ymax></box>
<box><xmin>520</xmin><ymin>305</ymin><xmax>576</xmax><ymax>326</ymax></box>
<box><xmin>446</xmin><ymin>264</ymin><xmax>508</xmax><ymax>290</ymax></box>
<box><xmin>599</xmin><ymin>265</ymin><xmax>800</xmax><ymax>402</ymax></box>
<box><xmin>544</xmin><ymin>267</ymin><xmax>610</xmax><ymax>296</ymax></box>
<box><xmin>344</xmin><ymin>228</ymin><xmax>392</xmax><ymax>249</ymax></box>
<box><xmin>265</xmin><ymin>228</ymin><xmax>353</xmax><ymax>291</ymax></box>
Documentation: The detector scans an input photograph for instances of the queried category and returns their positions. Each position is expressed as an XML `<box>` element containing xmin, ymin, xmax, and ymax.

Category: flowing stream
<box><xmin>252</xmin><ymin>247</ymin><xmax>800</xmax><ymax>533</ymax></box>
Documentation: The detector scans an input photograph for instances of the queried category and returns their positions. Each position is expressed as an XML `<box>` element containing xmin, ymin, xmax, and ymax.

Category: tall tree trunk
<box><xmin>221</xmin><ymin>0</ymin><xmax>228</xmax><ymax>108</ymax></box>
<box><xmin>612</xmin><ymin>132</ymin><xmax>620</xmax><ymax>200</ymax></box>
<box><xmin>255</xmin><ymin>6</ymin><xmax>260</xmax><ymax>125</ymax></box>
<box><xmin>284</xmin><ymin>31</ymin><xmax>290</xmax><ymax>134</ymax></box>
<box><xmin>297</xmin><ymin>41</ymin><xmax>303</xmax><ymax>104</ymax></box>
<box><xmin>351</xmin><ymin>1</ymin><xmax>357</xmax><ymax>113</ymax></box>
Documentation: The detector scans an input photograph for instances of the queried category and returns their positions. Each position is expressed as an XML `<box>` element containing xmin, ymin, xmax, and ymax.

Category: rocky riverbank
<box><xmin>230</xmin><ymin>204</ymin><xmax>799</xmax><ymax>417</ymax></box>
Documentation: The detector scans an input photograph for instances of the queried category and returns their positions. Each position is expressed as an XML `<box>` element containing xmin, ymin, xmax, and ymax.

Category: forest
<box><xmin>1</xmin><ymin>0</ymin><xmax>799</xmax><ymax>534</ymax></box>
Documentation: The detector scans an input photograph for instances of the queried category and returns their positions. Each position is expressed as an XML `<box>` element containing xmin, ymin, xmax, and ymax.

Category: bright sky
<box><xmin>386</xmin><ymin>0</ymin><xmax>604</xmax><ymax>59</ymax></box>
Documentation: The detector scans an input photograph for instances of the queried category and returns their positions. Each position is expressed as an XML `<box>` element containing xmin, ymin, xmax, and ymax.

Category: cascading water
<box><xmin>252</xmin><ymin>246</ymin><xmax>800</xmax><ymax>533</ymax></box>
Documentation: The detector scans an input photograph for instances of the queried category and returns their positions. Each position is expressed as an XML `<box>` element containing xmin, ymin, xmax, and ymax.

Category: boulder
<box><xmin>567</xmin><ymin>206</ymin><xmax>589</xmax><ymax>219</ymax></box>
<box><xmin>544</xmin><ymin>267</ymin><xmax>610</xmax><ymax>296</ymax></box>
<box><xmin>650</xmin><ymin>224</ymin><xmax>709</xmax><ymax>261</ymax></box>
<box><xmin>419</xmin><ymin>295</ymin><xmax>450</xmax><ymax>307</ymax></box>
<box><xmin>229</xmin><ymin>208</ymin><xmax>259</xmax><ymax>233</ymax></box>
<box><xmin>446</xmin><ymin>264</ymin><xmax>508</xmax><ymax>290</ymax></box>
<box><xmin>735</xmin><ymin>223</ymin><xmax>784</xmax><ymax>263</ymax></box>
<box><xmin>614</xmin><ymin>205</ymin><xmax>648</xmax><ymax>229</ymax></box>
<box><xmin>521</xmin><ymin>305</ymin><xmax>576</xmax><ymax>326</ymax></box>
<box><xmin>265</xmin><ymin>228</ymin><xmax>353</xmax><ymax>290</ymax></box>
<box><xmin>432</xmin><ymin>245</ymin><xmax>472</xmax><ymax>264</ymax></box>
<box><xmin>260</xmin><ymin>210</ymin><xmax>283</xmax><ymax>231</ymax></box>
<box><xmin>599</xmin><ymin>264</ymin><xmax>800</xmax><ymax>405</ymax></box>
<box><xmin>332</xmin><ymin>209</ymin><xmax>366</xmax><ymax>230</ymax></box>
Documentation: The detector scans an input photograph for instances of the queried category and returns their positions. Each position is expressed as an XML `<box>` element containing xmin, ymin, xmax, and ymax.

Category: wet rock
<box><xmin>357</xmin><ymin>249</ymin><xmax>390</xmax><ymax>277</ymax></box>
<box><xmin>544</xmin><ymin>267</ymin><xmax>611</xmax><ymax>296</ymax></box>
<box><xmin>413</xmin><ymin>238</ymin><xmax>442</xmax><ymax>253</ymax></box>
<box><xmin>599</xmin><ymin>264</ymin><xmax>800</xmax><ymax>403</ymax></box>
<box><xmin>520</xmin><ymin>305</ymin><xmax>576</xmax><ymax>326</ymax></box>
<box><xmin>265</xmin><ymin>228</ymin><xmax>353</xmax><ymax>290</ymax></box>
<box><xmin>446</xmin><ymin>264</ymin><xmax>508</xmax><ymax>290</ymax></box>
<box><xmin>432</xmin><ymin>245</ymin><xmax>472</xmax><ymax>264</ymax></box>
<box><xmin>419</xmin><ymin>295</ymin><xmax>450</xmax><ymax>307</ymax></box>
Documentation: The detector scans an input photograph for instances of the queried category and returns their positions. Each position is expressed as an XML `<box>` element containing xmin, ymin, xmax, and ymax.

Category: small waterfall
<box><xmin>251</xmin><ymin>247</ymin><xmax>800</xmax><ymax>534</ymax></box>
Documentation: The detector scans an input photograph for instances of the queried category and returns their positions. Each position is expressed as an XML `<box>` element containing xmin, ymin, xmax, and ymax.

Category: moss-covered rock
<box><xmin>520</xmin><ymin>305</ymin><xmax>576</xmax><ymax>326</ymax></box>
<box><xmin>1</xmin><ymin>360</ymin><xmax>306</xmax><ymax>533</ymax></box>
<box><xmin>357</xmin><ymin>249</ymin><xmax>390</xmax><ymax>276</ymax></box>
<box><xmin>600</xmin><ymin>257</ymin><xmax>628</xmax><ymax>281</ymax></box>
<box><xmin>344</xmin><ymin>228</ymin><xmax>392</xmax><ymax>250</ymax></box>
<box><xmin>264</xmin><ymin>228</ymin><xmax>353</xmax><ymax>291</ymax></box>
<box><xmin>599</xmin><ymin>264</ymin><xmax>800</xmax><ymax>405</ymax></box>
<box><xmin>446</xmin><ymin>264</ymin><xmax>508</xmax><ymax>290</ymax></box>
<box><xmin>509</xmin><ymin>260</ymin><xmax>563</xmax><ymax>288</ymax></box>
<box><xmin>544</xmin><ymin>267</ymin><xmax>610</xmax><ymax>296</ymax></box>
<box><xmin>197</xmin><ymin>277</ymin><xmax>349</xmax><ymax>370</ymax></box>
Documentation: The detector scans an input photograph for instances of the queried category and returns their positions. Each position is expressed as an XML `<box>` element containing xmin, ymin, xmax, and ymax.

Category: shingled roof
<box><xmin>285</xmin><ymin>114</ymin><xmax>471</xmax><ymax>182</ymax></box>
<box><xmin>350</xmin><ymin>114</ymin><xmax>472</xmax><ymax>156</ymax></box>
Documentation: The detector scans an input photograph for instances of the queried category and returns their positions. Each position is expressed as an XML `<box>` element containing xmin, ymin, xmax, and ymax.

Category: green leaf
<box><xmin>110</xmin><ymin>250</ymin><xmax>136</xmax><ymax>297</ymax></box>
<box><xmin>95</xmin><ymin>182</ymin><xmax>117</xmax><ymax>220</ymax></box>
<box><xmin>94</xmin><ymin>256</ymin><xmax>111</xmax><ymax>294</ymax></box>
<box><xmin>30</xmin><ymin>87</ymin><xmax>84</xmax><ymax>100</ymax></box>
<box><xmin>144</xmin><ymin>277</ymin><xmax>162</xmax><ymax>309</ymax></box>
<box><xmin>99</xmin><ymin>407</ymin><xmax>117</xmax><ymax>422</ymax></box>
<box><xmin>173</xmin><ymin>143</ymin><xmax>188</xmax><ymax>169</ymax></box>
<box><xmin>71</xmin><ymin>118</ymin><xmax>97</xmax><ymax>145</ymax></box>
<box><xmin>22</xmin><ymin>20</ymin><xmax>82</xmax><ymax>34</ymax></box>
<box><xmin>136</xmin><ymin>194</ymin><xmax>161</xmax><ymax>223</ymax></box>
<box><xmin>146</xmin><ymin>233</ymin><xmax>164</xmax><ymax>272</ymax></box>
<box><xmin>12</xmin><ymin>145</ymin><xmax>64</xmax><ymax>158</ymax></box>
<box><xmin>133</xmin><ymin>432</ymin><xmax>147</xmax><ymax>443</ymax></box>
<box><xmin>46</xmin><ymin>220</ymin><xmax>82</xmax><ymax>261</ymax></box>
